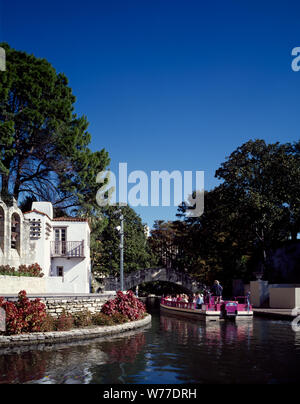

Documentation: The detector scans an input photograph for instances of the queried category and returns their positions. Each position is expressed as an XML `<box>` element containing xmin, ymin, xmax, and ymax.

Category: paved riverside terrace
<box><xmin>253</xmin><ymin>308</ymin><xmax>298</xmax><ymax>320</ymax></box>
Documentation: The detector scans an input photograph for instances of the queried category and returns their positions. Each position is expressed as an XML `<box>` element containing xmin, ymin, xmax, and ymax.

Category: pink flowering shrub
<box><xmin>0</xmin><ymin>265</ymin><xmax>15</xmax><ymax>275</ymax></box>
<box><xmin>101</xmin><ymin>290</ymin><xmax>146</xmax><ymax>321</ymax></box>
<box><xmin>0</xmin><ymin>290</ymin><xmax>47</xmax><ymax>335</ymax></box>
<box><xmin>18</xmin><ymin>263</ymin><xmax>44</xmax><ymax>277</ymax></box>
<box><xmin>0</xmin><ymin>263</ymin><xmax>44</xmax><ymax>277</ymax></box>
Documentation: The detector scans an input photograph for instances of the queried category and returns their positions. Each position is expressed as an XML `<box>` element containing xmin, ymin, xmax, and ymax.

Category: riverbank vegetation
<box><xmin>149</xmin><ymin>139</ymin><xmax>300</xmax><ymax>290</ymax></box>
<box><xmin>0</xmin><ymin>290</ymin><xmax>147</xmax><ymax>336</ymax></box>
<box><xmin>90</xmin><ymin>205</ymin><xmax>156</xmax><ymax>278</ymax></box>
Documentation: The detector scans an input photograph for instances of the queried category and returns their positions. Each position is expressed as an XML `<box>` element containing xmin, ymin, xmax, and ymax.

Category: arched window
<box><xmin>11</xmin><ymin>213</ymin><xmax>21</xmax><ymax>254</ymax></box>
<box><xmin>0</xmin><ymin>206</ymin><xmax>4</xmax><ymax>253</ymax></box>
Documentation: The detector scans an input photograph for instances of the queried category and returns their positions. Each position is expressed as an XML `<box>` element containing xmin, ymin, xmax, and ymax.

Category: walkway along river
<box><xmin>0</xmin><ymin>301</ymin><xmax>300</xmax><ymax>384</ymax></box>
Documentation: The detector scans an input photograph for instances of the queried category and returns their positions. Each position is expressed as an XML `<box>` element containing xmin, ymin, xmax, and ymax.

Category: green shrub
<box><xmin>73</xmin><ymin>310</ymin><xmax>93</xmax><ymax>327</ymax></box>
<box><xmin>56</xmin><ymin>310</ymin><xmax>74</xmax><ymax>331</ymax></box>
<box><xmin>111</xmin><ymin>312</ymin><xmax>129</xmax><ymax>324</ymax></box>
<box><xmin>91</xmin><ymin>312</ymin><xmax>115</xmax><ymax>326</ymax></box>
<box><xmin>40</xmin><ymin>313</ymin><xmax>56</xmax><ymax>332</ymax></box>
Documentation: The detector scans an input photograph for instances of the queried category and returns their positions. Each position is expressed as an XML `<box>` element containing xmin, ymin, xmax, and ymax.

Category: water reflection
<box><xmin>160</xmin><ymin>314</ymin><xmax>253</xmax><ymax>347</ymax></box>
<box><xmin>0</xmin><ymin>351</ymin><xmax>47</xmax><ymax>384</ymax></box>
<box><xmin>0</xmin><ymin>326</ymin><xmax>150</xmax><ymax>384</ymax></box>
<box><xmin>158</xmin><ymin>314</ymin><xmax>299</xmax><ymax>384</ymax></box>
<box><xmin>103</xmin><ymin>333</ymin><xmax>146</xmax><ymax>364</ymax></box>
<box><xmin>0</xmin><ymin>311</ymin><xmax>299</xmax><ymax>384</ymax></box>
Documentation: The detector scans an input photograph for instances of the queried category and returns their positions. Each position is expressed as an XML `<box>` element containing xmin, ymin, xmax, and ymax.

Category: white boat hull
<box><xmin>160</xmin><ymin>302</ymin><xmax>253</xmax><ymax>321</ymax></box>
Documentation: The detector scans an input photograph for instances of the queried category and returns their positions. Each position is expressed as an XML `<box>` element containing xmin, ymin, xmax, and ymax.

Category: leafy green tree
<box><xmin>92</xmin><ymin>205</ymin><xmax>155</xmax><ymax>278</ymax></box>
<box><xmin>176</xmin><ymin>187</ymin><xmax>253</xmax><ymax>288</ymax></box>
<box><xmin>0</xmin><ymin>43</ymin><xmax>109</xmax><ymax>211</ymax></box>
<box><xmin>215</xmin><ymin>139</ymin><xmax>299</xmax><ymax>271</ymax></box>
<box><xmin>173</xmin><ymin>139</ymin><xmax>300</xmax><ymax>288</ymax></box>
<box><xmin>149</xmin><ymin>220</ymin><xmax>189</xmax><ymax>270</ymax></box>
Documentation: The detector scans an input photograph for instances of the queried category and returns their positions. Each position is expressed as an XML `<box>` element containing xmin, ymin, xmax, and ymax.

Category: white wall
<box><xmin>0</xmin><ymin>275</ymin><xmax>46</xmax><ymax>294</ymax></box>
<box><xmin>297</xmin><ymin>289</ymin><xmax>300</xmax><ymax>308</ymax></box>
<box><xmin>1</xmin><ymin>202</ymin><xmax>91</xmax><ymax>295</ymax></box>
<box><xmin>250</xmin><ymin>280</ymin><xmax>269</xmax><ymax>307</ymax></box>
<box><xmin>24</xmin><ymin>211</ymin><xmax>52</xmax><ymax>276</ymax></box>
<box><xmin>50</xmin><ymin>220</ymin><xmax>90</xmax><ymax>293</ymax></box>
<box><xmin>0</xmin><ymin>199</ymin><xmax>35</xmax><ymax>268</ymax></box>
<box><xmin>250</xmin><ymin>281</ymin><xmax>300</xmax><ymax>309</ymax></box>
<box><xmin>269</xmin><ymin>287</ymin><xmax>300</xmax><ymax>309</ymax></box>
<box><xmin>0</xmin><ymin>275</ymin><xmax>88</xmax><ymax>294</ymax></box>
<box><xmin>51</xmin><ymin>258</ymin><xmax>90</xmax><ymax>293</ymax></box>
<box><xmin>45</xmin><ymin>276</ymin><xmax>77</xmax><ymax>294</ymax></box>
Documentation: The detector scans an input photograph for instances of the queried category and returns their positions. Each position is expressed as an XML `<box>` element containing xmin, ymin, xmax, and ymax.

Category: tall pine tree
<box><xmin>0</xmin><ymin>43</ymin><xmax>110</xmax><ymax>211</ymax></box>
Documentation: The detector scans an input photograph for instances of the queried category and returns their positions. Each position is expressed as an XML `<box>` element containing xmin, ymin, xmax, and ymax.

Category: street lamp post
<box><xmin>119</xmin><ymin>213</ymin><xmax>124</xmax><ymax>292</ymax></box>
<box><xmin>114</xmin><ymin>209</ymin><xmax>124</xmax><ymax>292</ymax></box>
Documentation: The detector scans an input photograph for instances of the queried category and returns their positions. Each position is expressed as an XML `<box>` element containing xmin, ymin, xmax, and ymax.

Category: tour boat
<box><xmin>160</xmin><ymin>295</ymin><xmax>253</xmax><ymax>321</ymax></box>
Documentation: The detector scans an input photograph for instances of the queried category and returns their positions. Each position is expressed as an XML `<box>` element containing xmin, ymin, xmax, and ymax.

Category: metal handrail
<box><xmin>50</xmin><ymin>241</ymin><xmax>84</xmax><ymax>258</ymax></box>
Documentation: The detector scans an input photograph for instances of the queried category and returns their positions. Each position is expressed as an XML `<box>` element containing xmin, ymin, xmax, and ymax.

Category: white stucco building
<box><xmin>0</xmin><ymin>198</ymin><xmax>91</xmax><ymax>294</ymax></box>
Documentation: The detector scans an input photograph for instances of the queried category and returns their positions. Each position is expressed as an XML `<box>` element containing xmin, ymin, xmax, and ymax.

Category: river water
<box><xmin>0</xmin><ymin>304</ymin><xmax>300</xmax><ymax>384</ymax></box>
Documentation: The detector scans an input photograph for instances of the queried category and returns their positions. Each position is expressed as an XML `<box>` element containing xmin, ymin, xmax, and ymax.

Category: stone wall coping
<box><xmin>0</xmin><ymin>314</ymin><xmax>151</xmax><ymax>348</ymax></box>
<box><xmin>1</xmin><ymin>293</ymin><xmax>116</xmax><ymax>301</ymax></box>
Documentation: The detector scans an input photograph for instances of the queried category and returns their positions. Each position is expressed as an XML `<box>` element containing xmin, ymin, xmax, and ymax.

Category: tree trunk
<box><xmin>291</xmin><ymin>228</ymin><xmax>298</xmax><ymax>241</ymax></box>
<box><xmin>12</xmin><ymin>156</ymin><xmax>22</xmax><ymax>200</ymax></box>
<box><xmin>1</xmin><ymin>174</ymin><xmax>9</xmax><ymax>196</ymax></box>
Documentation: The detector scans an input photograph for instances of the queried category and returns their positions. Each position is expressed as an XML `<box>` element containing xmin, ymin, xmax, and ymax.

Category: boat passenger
<box><xmin>187</xmin><ymin>294</ymin><xmax>194</xmax><ymax>309</ymax></box>
<box><xmin>203</xmin><ymin>287</ymin><xmax>210</xmax><ymax>303</ymax></box>
<box><xmin>182</xmin><ymin>294</ymin><xmax>189</xmax><ymax>303</ymax></box>
<box><xmin>192</xmin><ymin>293</ymin><xmax>197</xmax><ymax>308</ymax></box>
<box><xmin>195</xmin><ymin>293</ymin><xmax>204</xmax><ymax>309</ymax></box>
<box><xmin>211</xmin><ymin>280</ymin><xmax>223</xmax><ymax>303</ymax></box>
<box><xmin>246</xmin><ymin>291</ymin><xmax>251</xmax><ymax>309</ymax></box>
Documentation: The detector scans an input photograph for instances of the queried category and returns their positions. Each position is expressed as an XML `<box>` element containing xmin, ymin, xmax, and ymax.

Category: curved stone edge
<box><xmin>0</xmin><ymin>314</ymin><xmax>152</xmax><ymax>348</ymax></box>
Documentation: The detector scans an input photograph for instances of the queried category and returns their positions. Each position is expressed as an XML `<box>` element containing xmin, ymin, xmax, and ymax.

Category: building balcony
<box><xmin>51</xmin><ymin>241</ymin><xmax>85</xmax><ymax>258</ymax></box>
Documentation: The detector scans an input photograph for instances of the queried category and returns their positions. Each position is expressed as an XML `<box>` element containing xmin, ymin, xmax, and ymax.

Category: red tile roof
<box><xmin>24</xmin><ymin>210</ymin><xmax>89</xmax><ymax>224</ymax></box>
<box><xmin>23</xmin><ymin>209</ymin><xmax>52</xmax><ymax>221</ymax></box>
<box><xmin>52</xmin><ymin>217</ymin><xmax>88</xmax><ymax>222</ymax></box>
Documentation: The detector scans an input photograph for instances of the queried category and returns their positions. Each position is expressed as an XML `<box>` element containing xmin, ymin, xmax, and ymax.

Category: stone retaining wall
<box><xmin>0</xmin><ymin>314</ymin><xmax>151</xmax><ymax>348</ymax></box>
<box><xmin>42</xmin><ymin>296</ymin><xmax>112</xmax><ymax>318</ymax></box>
<box><xmin>4</xmin><ymin>294</ymin><xmax>115</xmax><ymax>318</ymax></box>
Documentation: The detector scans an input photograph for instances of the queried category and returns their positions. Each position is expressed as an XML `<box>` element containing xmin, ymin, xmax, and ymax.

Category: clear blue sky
<box><xmin>1</xmin><ymin>0</ymin><xmax>300</xmax><ymax>227</ymax></box>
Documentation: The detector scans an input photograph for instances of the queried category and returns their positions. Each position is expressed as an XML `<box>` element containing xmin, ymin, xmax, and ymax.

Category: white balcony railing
<box><xmin>51</xmin><ymin>241</ymin><xmax>84</xmax><ymax>258</ymax></box>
